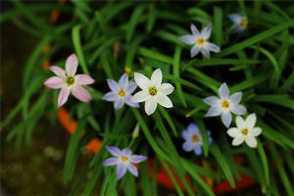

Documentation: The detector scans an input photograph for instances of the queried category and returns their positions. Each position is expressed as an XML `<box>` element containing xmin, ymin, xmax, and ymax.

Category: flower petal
<box><xmin>182</xmin><ymin>130</ymin><xmax>191</xmax><ymax>140</ymax></box>
<box><xmin>180</xmin><ymin>35</ymin><xmax>195</xmax><ymax>45</ymax></box>
<box><xmin>134</xmin><ymin>72</ymin><xmax>151</xmax><ymax>89</ymax></box>
<box><xmin>205</xmin><ymin>106</ymin><xmax>222</xmax><ymax>117</ymax></box>
<box><xmin>191</xmin><ymin>45</ymin><xmax>200</xmax><ymax>57</ymax></box>
<box><xmin>75</xmin><ymin>74</ymin><xmax>95</xmax><ymax>85</ymax></box>
<box><xmin>221</xmin><ymin>112</ymin><xmax>232</xmax><ymax>128</ymax></box>
<box><xmin>187</xmin><ymin>123</ymin><xmax>199</xmax><ymax>134</ymax></box>
<box><xmin>159</xmin><ymin>83</ymin><xmax>174</xmax><ymax>95</ymax></box>
<box><xmin>119</xmin><ymin>74</ymin><xmax>128</xmax><ymax>89</ymax></box>
<box><xmin>232</xmin><ymin>137</ymin><xmax>244</xmax><ymax>146</ymax></box>
<box><xmin>252</xmin><ymin>127</ymin><xmax>262</xmax><ymax>137</ymax></box>
<box><xmin>131</xmin><ymin>155</ymin><xmax>147</xmax><ymax>164</ymax></box>
<box><xmin>145</xmin><ymin>99</ymin><xmax>157</xmax><ymax>115</ymax></box>
<box><xmin>58</xmin><ymin>88</ymin><xmax>70</xmax><ymax>107</ymax></box>
<box><xmin>157</xmin><ymin>95</ymin><xmax>173</xmax><ymax>108</ymax></box>
<box><xmin>106</xmin><ymin>146</ymin><xmax>121</xmax><ymax>156</ymax></box>
<box><xmin>236</xmin><ymin>116</ymin><xmax>245</xmax><ymax>128</ymax></box>
<box><xmin>182</xmin><ymin>141</ymin><xmax>194</xmax><ymax>152</ymax></box>
<box><xmin>228</xmin><ymin>14</ymin><xmax>242</xmax><ymax>24</ymax></box>
<box><xmin>190</xmin><ymin>24</ymin><xmax>200</xmax><ymax>35</ymax></box>
<box><xmin>107</xmin><ymin>79</ymin><xmax>120</xmax><ymax>92</ymax></box>
<box><xmin>125</xmin><ymin>96</ymin><xmax>139</xmax><ymax>108</ymax></box>
<box><xmin>206</xmin><ymin>43</ymin><xmax>220</xmax><ymax>53</ymax></box>
<box><xmin>218</xmin><ymin>83</ymin><xmax>230</xmax><ymax>98</ymax></box>
<box><xmin>194</xmin><ymin>145</ymin><xmax>202</xmax><ymax>155</ymax></box>
<box><xmin>230</xmin><ymin>92</ymin><xmax>242</xmax><ymax>103</ymax></box>
<box><xmin>132</xmin><ymin>90</ymin><xmax>149</xmax><ymax>103</ymax></box>
<box><xmin>49</xmin><ymin>66</ymin><xmax>65</xmax><ymax>78</ymax></box>
<box><xmin>103</xmin><ymin>92</ymin><xmax>118</xmax><ymax>102</ymax></box>
<box><xmin>203</xmin><ymin>96</ymin><xmax>219</xmax><ymax>106</ymax></box>
<box><xmin>151</xmin><ymin>68</ymin><xmax>162</xmax><ymax>87</ymax></box>
<box><xmin>200</xmin><ymin>47</ymin><xmax>210</xmax><ymax>58</ymax></box>
<box><xmin>65</xmin><ymin>54</ymin><xmax>78</xmax><ymax>76</ymax></box>
<box><xmin>72</xmin><ymin>85</ymin><xmax>92</xmax><ymax>102</ymax></box>
<box><xmin>246</xmin><ymin>113</ymin><xmax>256</xmax><ymax>129</ymax></box>
<box><xmin>116</xmin><ymin>164</ymin><xmax>127</xmax><ymax>179</ymax></box>
<box><xmin>103</xmin><ymin>157</ymin><xmax>118</xmax><ymax>166</ymax></box>
<box><xmin>128</xmin><ymin>164</ymin><xmax>138</xmax><ymax>177</ymax></box>
<box><xmin>121</xmin><ymin>148</ymin><xmax>132</xmax><ymax>156</ymax></box>
<box><xmin>114</xmin><ymin>99</ymin><xmax>124</xmax><ymax>110</ymax></box>
<box><xmin>201</xmin><ymin>24</ymin><xmax>212</xmax><ymax>39</ymax></box>
<box><xmin>245</xmin><ymin>137</ymin><xmax>257</xmax><ymax>148</ymax></box>
<box><xmin>127</xmin><ymin>81</ymin><xmax>137</xmax><ymax>93</ymax></box>
<box><xmin>44</xmin><ymin>76</ymin><xmax>64</xmax><ymax>89</ymax></box>
<box><xmin>231</xmin><ymin>104</ymin><xmax>247</xmax><ymax>115</ymax></box>
<box><xmin>227</xmin><ymin>128</ymin><xmax>240</xmax><ymax>138</ymax></box>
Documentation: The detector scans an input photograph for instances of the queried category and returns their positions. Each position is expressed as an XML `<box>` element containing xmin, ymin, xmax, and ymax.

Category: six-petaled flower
<box><xmin>229</xmin><ymin>13</ymin><xmax>248</xmax><ymax>32</ymax></box>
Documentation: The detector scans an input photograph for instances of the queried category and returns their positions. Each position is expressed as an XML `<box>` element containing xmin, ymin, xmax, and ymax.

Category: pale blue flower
<box><xmin>103</xmin><ymin>74</ymin><xmax>139</xmax><ymax>110</ymax></box>
<box><xmin>103</xmin><ymin>146</ymin><xmax>147</xmax><ymax>179</ymax></box>
<box><xmin>182</xmin><ymin>123</ymin><xmax>212</xmax><ymax>156</ymax></box>
<box><xmin>228</xmin><ymin>13</ymin><xmax>248</xmax><ymax>32</ymax></box>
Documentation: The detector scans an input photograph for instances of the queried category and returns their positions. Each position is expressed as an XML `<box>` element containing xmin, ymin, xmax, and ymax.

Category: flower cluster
<box><xmin>44</xmin><ymin>13</ymin><xmax>261</xmax><ymax>180</ymax></box>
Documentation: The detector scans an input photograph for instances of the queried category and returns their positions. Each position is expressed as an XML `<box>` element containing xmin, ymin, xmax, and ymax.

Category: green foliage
<box><xmin>1</xmin><ymin>1</ymin><xmax>294</xmax><ymax>195</ymax></box>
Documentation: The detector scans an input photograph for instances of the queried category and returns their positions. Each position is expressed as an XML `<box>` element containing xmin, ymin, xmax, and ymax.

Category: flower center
<box><xmin>195</xmin><ymin>37</ymin><xmax>206</xmax><ymax>47</ymax></box>
<box><xmin>240</xmin><ymin>18</ymin><xmax>248</xmax><ymax>29</ymax></box>
<box><xmin>241</xmin><ymin>128</ymin><xmax>249</xmax><ymax>136</ymax></box>
<box><xmin>148</xmin><ymin>86</ymin><xmax>158</xmax><ymax>96</ymax></box>
<box><xmin>118</xmin><ymin>89</ymin><xmax>126</xmax><ymax>97</ymax></box>
<box><xmin>120</xmin><ymin>156</ymin><xmax>129</xmax><ymax>163</ymax></box>
<box><xmin>66</xmin><ymin>76</ymin><xmax>75</xmax><ymax>86</ymax></box>
<box><xmin>191</xmin><ymin>134</ymin><xmax>200</xmax><ymax>143</ymax></box>
<box><xmin>220</xmin><ymin>99</ymin><xmax>230</xmax><ymax>109</ymax></box>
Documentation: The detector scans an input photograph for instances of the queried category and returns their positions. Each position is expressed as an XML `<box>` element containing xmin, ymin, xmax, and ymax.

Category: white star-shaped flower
<box><xmin>228</xmin><ymin>13</ymin><xmax>248</xmax><ymax>32</ymax></box>
<box><xmin>132</xmin><ymin>68</ymin><xmax>175</xmax><ymax>115</ymax></box>
<box><xmin>203</xmin><ymin>83</ymin><xmax>247</xmax><ymax>128</ymax></box>
<box><xmin>180</xmin><ymin>24</ymin><xmax>220</xmax><ymax>58</ymax></box>
<box><xmin>227</xmin><ymin>113</ymin><xmax>262</xmax><ymax>148</ymax></box>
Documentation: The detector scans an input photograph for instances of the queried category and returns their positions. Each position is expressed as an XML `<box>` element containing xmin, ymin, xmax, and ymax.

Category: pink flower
<box><xmin>44</xmin><ymin>54</ymin><xmax>95</xmax><ymax>107</ymax></box>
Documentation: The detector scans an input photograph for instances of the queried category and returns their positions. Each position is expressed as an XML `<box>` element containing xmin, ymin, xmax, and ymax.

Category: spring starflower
<box><xmin>103</xmin><ymin>74</ymin><xmax>139</xmax><ymax>110</ymax></box>
<box><xmin>182</xmin><ymin>123</ymin><xmax>212</xmax><ymax>155</ymax></box>
<box><xmin>228</xmin><ymin>13</ymin><xmax>248</xmax><ymax>32</ymax></box>
<box><xmin>132</xmin><ymin>68</ymin><xmax>175</xmax><ymax>115</ymax></box>
<box><xmin>180</xmin><ymin>24</ymin><xmax>220</xmax><ymax>58</ymax></box>
<box><xmin>103</xmin><ymin>146</ymin><xmax>147</xmax><ymax>179</ymax></box>
<box><xmin>44</xmin><ymin>54</ymin><xmax>95</xmax><ymax>107</ymax></box>
<box><xmin>203</xmin><ymin>83</ymin><xmax>247</xmax><ymax>128</ymax></box>
<box><xmin>227</xmin><ymin>113</ymin><xmax>262</xmax><ymax>148</ymax></box>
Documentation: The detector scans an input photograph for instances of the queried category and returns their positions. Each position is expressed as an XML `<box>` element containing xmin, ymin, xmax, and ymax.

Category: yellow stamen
<box><xmin>120</xmin><ymin>156</ymin><xmax>129</xmax><ymax>162</ymax></box>
<box><xmin>66</xmin><ymin>76</ymin><xmax>75</xmax><ymax>86</ymax></box>
<box><xmin>221</xmin><ymin>99</ymin><xmax>230</xmax><ymax>109</ymax></box>
<box><xmin>241</xmin><ymin>128</ymin><xmax>249</xmax><ymax>136</ymax></box>
<box><xmin>191</xmin><ymin>134</ymin><xmax>199</xmax><ymax>143</ymax></box>
<box><xmin>195</xmin><ymin>37</ymin><xmax>206</xmax><ymax>46</ymax></box>
<box><xmin>118</xmin><ymin>89</ymin><xmax>126</xmax><ymax>97</ymax></box>
<box><xmin>148</xmin><ymin>86</ymin><xmax>157</xmax><ymax>96</ymax></box>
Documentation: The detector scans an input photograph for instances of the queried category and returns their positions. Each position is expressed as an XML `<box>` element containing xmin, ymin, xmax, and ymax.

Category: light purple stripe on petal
<box><xmin>49</xmin><ymin>66</ymin><xmax>66</xmax><ymax>78</ymax></box>
<box><xmin>194</xmin><ymin>145</ymin><xmax>202</xmax><ymax>155</ymax></box>
<box><xmin>106</xmin><ymin>146</ymin><xmax>121</xmax><ymax>156</ymax></box>
<box><xmin>107</xmin><ymin>79</ymin><xmax>120</xmax><ymax>92</ymax></box>
<box><xmin>72</xmin><ymin>85</ymin><xmax>92</xmax><ymax>102</ymax></box>
<box><xmin>118</xmin><ymin>74</ymin><xmax>128</xmax><ymax>89</ymax></box>
<box><xmin>128</xmin><ymin>164</ymin><xmax>138</xmax><ymax>177</ymax></box>
<box><xmin>131</xmin><ymin>155</ymin><xmax>147</xmax><ymax>164</ymax></box>
<box><xmin>114</xmin><ymin>100</ymin><xmax>124</xmax><ymax>110</ymax></box>
<box><xmin>44</xmin><ymin>76</ymin><xmax>64</xmax><ymax>89</ymax></box>
<box><xmin>116</xmin><ymin>164</ymin><xmax>127</xmax><ymax>179</ymax></box>
<box><xmin>103</xmin><ymin>157</ymin><xmax>118</xmax><ymax>166</ymax></box>
<box><xmin>76</xmin><ymin>74</ymin><xmax>95</xmax><ymax>85</ymax></box>
<box><xmin>103</xmin><ymin>92</ymin><xmax>118</xmax><ymax>102</ymax></box>
<box><xmin>127</xmin><ymin>81</ymin><xmax>137</xmax><ymax>93</ymax></box>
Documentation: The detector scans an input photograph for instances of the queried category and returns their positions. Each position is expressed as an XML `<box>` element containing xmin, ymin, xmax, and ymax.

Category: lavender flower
<box><xmin>103</xmin><ymin>146</ymin><xmax>147</xmax><ymax>179</ymax></box>
<box><xmin>103</xmin><ymin>74</ymin><xmax>139</xmax><ymax>110</ymax></box>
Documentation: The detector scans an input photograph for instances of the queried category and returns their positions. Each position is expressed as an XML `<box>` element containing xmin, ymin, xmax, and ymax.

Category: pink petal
<box><xmin>75</xmin><ymin>74</ymin><xmax>95</xmax><ymax>85</ymax></box>
<box><xmin>44</xmin><ymin>76</ymin><xmax>64</xmax><ymax>89</ymax></box>
<box><xmin>65</xmin><ymin>54</ymin><xmax>78</xmax><ymax>76</ymax></box>
<box><xmin>58</xmin><ymin>88</ymin><xmax>70</xmax><ymax>107</ymax></box>
<box><xmin>72</xmin><ymin>85</ymin><xmax>92</xmax><ymax>102</ymax></box>
<box><xmin>49</xmin><ymin>66</ymin><xmax>65</xmax><ymax>78</ymax></box>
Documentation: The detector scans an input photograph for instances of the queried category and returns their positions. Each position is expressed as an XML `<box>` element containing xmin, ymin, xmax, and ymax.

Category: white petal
<box><xmin>114</xmin><ymin>100</ymin><xmax>124</xmax><ymax>110</ymax></box>
<box><xmin>180</xmin><ymin>35</ymin><xmax>195</xmax><ymax>45</ymax></box>
<box><xmin>128</xmin><ymin>164</ymin><xmax>138</xmax><ymax>177</ymax></box>
<box><xmin>157</xmin><ymin>95</ymin><xmax>173</xmax><ymax>108</ymax></box>
<box><xmin>227</xmin><ymin>128</ymin><xmax>240</xmax><ymax>138</ymax></box>
<box><xmin>159</xmin><ymin>83</ymin><xmax>174</xmax><ymax>95</ymax></box>
<box><xmin>230</xmin><ymin>92</ymin><xmax>242</xmax><ymax>103</ymax></box>
<box><xmin>49</xmin><ymin>66</ymin><xmax>66</xmax><ymax>78</ymax></box>
<box><xmin>145</xmin><ymin>99</ymin><xmax>157</xmax><ymax>115</ymax></box>
<box><xmin>151</xmin><ymin>69</ymin><xmax>162</xmax><ymax>87</ymax></box>
<box><xmin>134</xmin><ymin>72</ymin><xmax>151</xmax><ymax>89</ymax></box>
<box><xmin>205</xmin><ymin>106</ymin><xmax>222</xmax><ymax>117</ymax></box>
<box><xmin>65</xmin><ymin>54</ymin><xmax>78</xmax><ymax>76</ymax></box>
<box><xmin>245</xmin><ymin>137</ymin><xmax>257</xmax><ymax>148</ymax></box>
<box><xmin>252</xmin><ymin>127</ymin><xmax>262</xmax><ymax>137</ymax></box>
<box><xmin>200</xmin><ymin>47</ymin><xmax>210</xmax><ymax>58</ymax></box>
<box><xmin>119</xmin><ymin>74</ymin><xmax>128</xmax><ymax>89</ymax></box>
<box><xmin>246</xmin><ymin>113</ymin><xmax>256</xmax><ymax>129</ymax></box>
<box><xmin>228</xmin><ymin>14</ymin><xmax>242</xmax><ymax>24</ymax></box>
<box><xmin>127</xmin><ymin>81</ymin><xmax>137</xmax><ymax>93</ymax></box>
<box><xmin>231</xmin><ymin>104</ymin><xmax>247</xmax><ymax>115</ymax></box>
<box><xmin>232</xmin><ymin>137</ymin><xmax>244</xmax><ymax>146</ymax></box>
<box><xmin>236</xmin><ymin>116</ymin><xmax>245</xmax><ymax>128</ymax></box>
<box><xmin>201</xmin><ymin>25</ymin><xmax>212</xmax><ymax>39</ymax></box>
<box><xmin>221</xmin><ymin>112</ymin><xmax>232</xmax><ymax>128</ymax></box>
<box><xmin>190</xmin><ymin>24</ymin><xmax>200</xmax><ymax>35</ymax></box>
<box><xmin>191</xmin><ymin>45</ymin><xmax>200</xmax><ymax>57</ymax></box>
<box><xmin>203</xmin><ymin>96</ymin><xmax>219</xmax><ymax>106</ymax></box>
<box><xmin>132</xmin><ymin>91</ymin><xmax>149</xmax><ymax>103</ymax></box>
<box><xmin>218</xmin><ymin>83</ymin><xmax>230</xmax><ymax>98</ymax></box>
<box><xmin>206</xmin><ymin>43</ymin><xmax>220</xmax><ymax>53</ymax></box>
